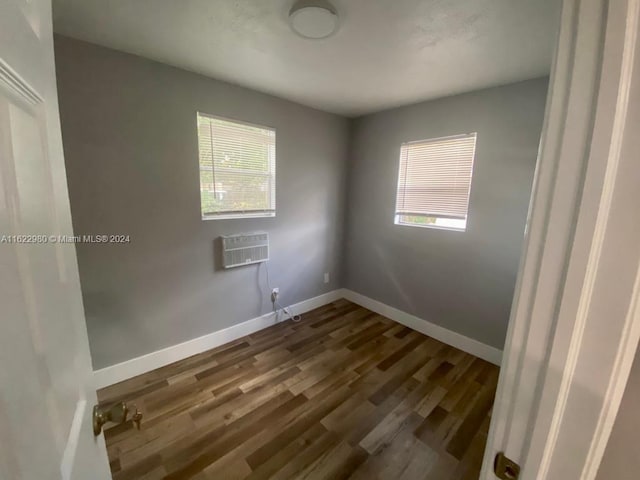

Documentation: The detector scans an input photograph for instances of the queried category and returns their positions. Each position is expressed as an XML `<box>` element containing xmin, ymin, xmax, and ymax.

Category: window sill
<box><xmin>394</xmin><ymin>221</ymin><xmax>466</xmax><ymax>232</ymax></box>
<box><xmin>202</xmin><ymin>212</ymin><xmax>276</xmax><ymax>221</ymax></box>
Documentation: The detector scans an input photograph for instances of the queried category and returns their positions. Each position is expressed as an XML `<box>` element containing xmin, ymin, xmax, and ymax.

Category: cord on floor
<box><xmin>262</xmin><ymin>262</ymin><xmax>302</xmax><ymax>322</ymax></box>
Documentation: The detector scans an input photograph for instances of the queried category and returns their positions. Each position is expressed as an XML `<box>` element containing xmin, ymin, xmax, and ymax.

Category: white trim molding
<box><xmin>94</xmin><ymin>287</ymin><xmax>503</xmax><ymax>389</ymax></box>
<box><xmin>93</xmin><ymin>290</ymin><xmax>344</xmax><ymax>389</ymax></box>
<box><xmin>342</xmin><ymin>289</ymin><xmax>503</xmax><ymax>366</ymax></box>
<box><xmin>0</xmin><ymin>58</ymin><xmax>43</xmax><ymax>106</ymax></box>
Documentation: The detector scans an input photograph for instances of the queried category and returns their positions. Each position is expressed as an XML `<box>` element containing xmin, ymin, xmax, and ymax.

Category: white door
<box><xmin>0</xmin><ymin>0</ymin><xmax>112</xmax><ymax>479</ymax></box>
<box><xmin>481</xmin><ymin>0</ymin><xmax>640</xmax><ymax>478</ymax></box>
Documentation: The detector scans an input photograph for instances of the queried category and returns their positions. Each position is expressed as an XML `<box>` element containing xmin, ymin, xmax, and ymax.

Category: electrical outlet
<box><xmin>271</xmin><ymin>287</ymin><xmax>279</xmax><ymax>303</ymax></box>
<box><xmin>324</xmin><ymin>272</ymin><xmax>330</xmax><ymax>284</ymax></box>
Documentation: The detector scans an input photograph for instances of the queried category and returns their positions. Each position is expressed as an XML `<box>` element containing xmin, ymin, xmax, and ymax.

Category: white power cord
<box><xmin>263</xmin><ymin>262</ymin><xmax>302</xmax><ymax>323</ymax></box>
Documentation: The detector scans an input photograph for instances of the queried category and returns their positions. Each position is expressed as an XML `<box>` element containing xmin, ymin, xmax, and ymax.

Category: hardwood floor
<box><xmin>97</xmin><ymin>300</ymin><xmax>500</xmax><ymax>480</ymax></box>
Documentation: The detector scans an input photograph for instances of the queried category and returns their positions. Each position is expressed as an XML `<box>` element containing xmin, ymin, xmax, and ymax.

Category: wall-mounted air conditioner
<box><xmin>220</xmin><ymin>232</ymin><xmax>269</xmax><ymax>269</ymax></box>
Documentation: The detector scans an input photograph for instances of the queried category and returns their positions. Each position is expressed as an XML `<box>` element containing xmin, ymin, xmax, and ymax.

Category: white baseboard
<box><xmin>93</xmin><ymin>289</ymin><xmax>344</xmax><ymax>389</ymax></box>
<box><xmin>94</xmin><ymin>287</ymin><xmax>502</xmax><ymax>388</ymax></box>
<box><xmin>341</xmin><ymin>289</ymin><xmax>503</xmax><ymax>366</ymax></box>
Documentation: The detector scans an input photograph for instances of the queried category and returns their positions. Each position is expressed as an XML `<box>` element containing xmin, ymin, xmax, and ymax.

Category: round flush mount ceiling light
<box><xmin>289</xmin><ymin>0</ymin><xmax>339</xmax><ymax>39</ymax></box>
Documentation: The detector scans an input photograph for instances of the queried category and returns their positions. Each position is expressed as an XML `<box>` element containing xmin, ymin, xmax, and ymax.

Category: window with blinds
<box><xmin>197</xmin><ymin>113</ymin><xmax>276</xmax><ymax>219</ymax></box>
<box><xmin>395</xmin><ymin>133</ymin><xmax>477</xmax><ymax>231</ymax></box>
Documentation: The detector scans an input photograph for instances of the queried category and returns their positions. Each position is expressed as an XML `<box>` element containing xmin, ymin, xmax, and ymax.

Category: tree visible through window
<box><xmin>395</xmin><ymin>133</ymin><xmax>477</xmax><ymax>231</ymax></box>
<box><xmin>197</xmin><ymin>113</ymin><xmax>276</xmax><ymax>219</ymax></box>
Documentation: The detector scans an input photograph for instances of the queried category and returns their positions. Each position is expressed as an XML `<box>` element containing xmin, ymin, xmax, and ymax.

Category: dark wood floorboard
<box><xmin>97</xmin><ymin>300</ymin><xmax>500</xmax><ymax>480</ymax></box>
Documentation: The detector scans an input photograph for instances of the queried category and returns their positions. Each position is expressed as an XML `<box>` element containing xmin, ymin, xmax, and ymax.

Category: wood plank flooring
<box><xmin>97</xmin><ymin>300</ymin><xmax>500</xmax><ymax>480</ymax></box>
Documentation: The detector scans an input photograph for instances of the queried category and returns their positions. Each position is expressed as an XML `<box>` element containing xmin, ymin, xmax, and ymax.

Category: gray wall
<box><xmin>597</xmin><ymin>346</ymin><xmax>640</xmax><ymax>480</ymax></box>
<box><xmin>55</xmin><ymin>34</ymin><xmax>548</xmax><ymax>369</ymax></box>
<box><xmin>343</xmin><ymin>78</ymin><xmax>548</xmax><ymax>349</ymax></box>
<box><xmin>54</xmin><ymin>36</ymin><xmax>350</xmax><ymax>369</ymax></box>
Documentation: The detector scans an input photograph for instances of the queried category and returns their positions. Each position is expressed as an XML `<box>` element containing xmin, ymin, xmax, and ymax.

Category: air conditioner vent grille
<box><xmin>221</xmin><ymin>232</ymin><xmax>269</xmax><ymax>268</ymax></box>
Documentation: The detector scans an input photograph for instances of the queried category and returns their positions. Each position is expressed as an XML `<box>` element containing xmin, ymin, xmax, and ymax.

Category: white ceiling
<box><xmin>52</xmin><ymin>0</ymin><xmax>560</xmax><ymax>117</ymax></box>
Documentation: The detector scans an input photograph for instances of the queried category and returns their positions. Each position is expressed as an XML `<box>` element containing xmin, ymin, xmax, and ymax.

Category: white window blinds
<box><xmin>395</xmin><ymin>133</ymin><xmax>477</xmax><ymax>230</ymax></box>
<box><xmin>197</xmin><ymin>113</ymin><xmax>276</xmax><ymax>219</ymax></box>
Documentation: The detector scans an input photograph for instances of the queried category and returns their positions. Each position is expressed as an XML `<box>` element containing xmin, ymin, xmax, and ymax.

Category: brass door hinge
<box><xmin>494</xmin><ymin>452</ymin><xmax>520</xmax><ymax>480</ymax></box>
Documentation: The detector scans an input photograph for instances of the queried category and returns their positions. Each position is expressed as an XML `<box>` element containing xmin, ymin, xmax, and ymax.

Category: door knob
<box><xmin>92</xmin><ymin>402</ymin><xmax>143</xmax><ymax>436</ymax></box>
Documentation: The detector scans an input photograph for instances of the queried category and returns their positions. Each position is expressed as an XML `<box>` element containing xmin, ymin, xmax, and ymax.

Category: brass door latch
<box><xmin>494</xmin><ymin>452</ymin><xmax>520</xmax><ymax>479</ymax></box>
<box><xmin>92</xmin><ymin>401</ymin><xmax>143</xmax><ymax>436</ymax></box>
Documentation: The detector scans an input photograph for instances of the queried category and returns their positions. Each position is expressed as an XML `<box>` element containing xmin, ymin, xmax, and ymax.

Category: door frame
<box><xmin>481</xmin><ymin>0</ymin><xmax>640</xmax><ymax>478</ymax></box>
<box><xmin>0</xmin><ymin>1</ymin><xmax>112</xmax><ymax>478</ymax></box>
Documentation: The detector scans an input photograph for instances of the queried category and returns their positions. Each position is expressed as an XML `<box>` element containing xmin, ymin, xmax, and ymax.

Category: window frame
<box><xmin>196</xmin><ymin>112</ymin><xmax>277</xmax><ymax>221</ymax></box>
<box><xmin>393</xmin><ymin>132</ymin><xmax>477</xmax><ymax>232</ymax></box>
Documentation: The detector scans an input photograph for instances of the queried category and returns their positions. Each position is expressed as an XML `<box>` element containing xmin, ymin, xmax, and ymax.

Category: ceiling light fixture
<box><xmin>289</xmin><ymin>0</ymin><xmax>339</xmax><ymax>40</ymax></box>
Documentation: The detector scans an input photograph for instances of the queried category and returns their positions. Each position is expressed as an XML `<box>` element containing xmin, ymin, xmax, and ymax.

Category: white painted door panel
<box><xmin>481</xmin><ymin>0</ymin><xmax>640</xmax><ymax>479</ymax></box>
<box><xmin>0</xmin><ymin>0</ymin><xmax>111</xmax><ymax>479</ymax></box>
